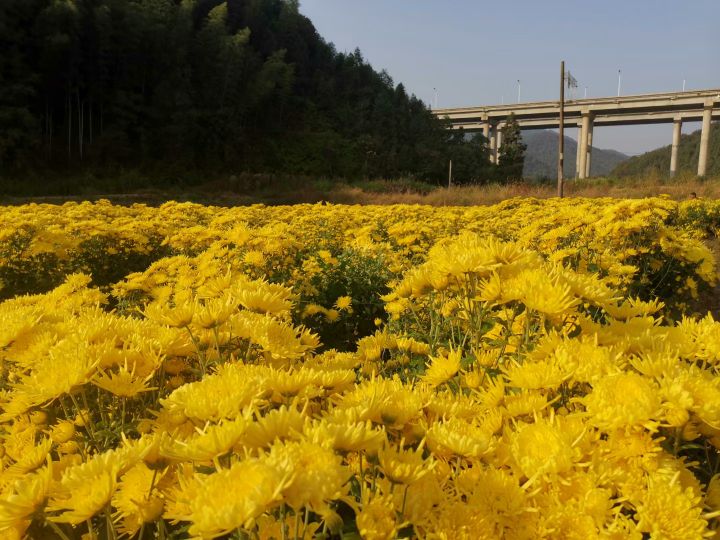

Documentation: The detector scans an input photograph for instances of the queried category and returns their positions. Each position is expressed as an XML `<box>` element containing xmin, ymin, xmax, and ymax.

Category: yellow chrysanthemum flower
<box><xmin>195</xmin><ymin>297</ymin><xmax>234</xmax><ymax>329</ymax></box>
<box><xmin>305</xmin><ymin>415</ymin><xmax>386</xmax><ymax>454</ymax></box>
<box><xmin>510</xmin><ymin>418</ymin><xmax>576</xmax><ymax>478</ymax></box>
<box><xmin>635</xmin><ymin>474</ymin><xmax>709</xmax><ymax>539</ymax></box>
<box><xmin>426</xmin><ymin>418</ymin><xmax>494</xmax><ymax>459</ymax></box>
<box><xmin>92</xmin><ymin>362</ymin><xmax>157</xmax><ymax>398</ymax></box>
<box><xmin>378</xmin><ymin>440</ymin><xmax>434</xmax><ymax>485</ymax></box>
<box><xmin>335</xmin><ymin>296</ymin><xmax>353</xmax><ymax>312</ymax></box>
<box><xmin>49</xmin><ymin>420</ymin><xmax>76</xmax><ymax>444</ymax></box>
<box><xmin>0</xmin><ymin>462</ymin><xmax>52</xmax><ymax>535</ymax></box>
<box><xmin>241</xmin><ymin>406</ymin><xmax>306</xmax><ymax>449</ymax></box>
<box><xmin>161</xmin><ymin>417</ymin><xmax>248</xmax><ymax>462</ymax></box>
<box><xmin>112</xmin><ymin>463</ymin><xmax>166</xmax><ymax>536</ymax></box>
<box><xmin>2</xmin><ymin>438</ymin><xmax>52</xmax><ymax>480</ymax></box>
<box><xmin>583</xmin><ymin>373</ymin><xmax>660</xmax><ymax>431</ymax></box>
<box><xmin>243</xmin><ymin>250</ymin><xmax>265</xmax><ymax>267</ymax></box>
<box><xmin>48</xmin><ymin>469</ymin><xmax>117</xmax><ymax>524</ymax></box>
<box><xmin>266</xmin><ymin>440</ymin><xmax>350</xmax><ymax>512</ymax></box>
<box><xmin>144</xmin><ymin>302</ymin><xmax>195</xmax><ymax>328</ymax></box>
<box><xmin>422</xmin><ymin>349</ymin><xmax>461</xmax><ymax>387</ymax></box>
<box><xmin>356</xmin><ymin>493</ymin><xmax>397</xmax><ymax>540</ymax></box>
<box><xmin>170</xmin><ymin>459</ymin><xmax>291</xmax><ymax>538</ymax></box>
<box><xmin>234</xmin><ymin>282</ymin><xmax>293</xmax><ymax>315</ymax></box>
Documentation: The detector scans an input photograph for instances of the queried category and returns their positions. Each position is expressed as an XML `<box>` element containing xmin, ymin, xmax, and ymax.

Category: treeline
<box><xmin>612</xmin><ymin>125</ymin><xmax>720</xmax><ymax>178</ymax></box>
<box><xmin>0</xmin><ymin>0</ymin><xmax>524</xmax><ymax>191</ymax></box>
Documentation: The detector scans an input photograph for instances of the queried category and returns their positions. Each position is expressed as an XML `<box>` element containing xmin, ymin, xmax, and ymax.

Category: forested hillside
<box><xmin>612</xmin><ymin>124</ymin><xmax>720</xmax><ymax>177</ymax></box>
<box><xmin>0</xmin><ymin>0</ymin><xmax>495</xmax><ymax>189</ymax></box>
<box><xmin>521</xmin><ymin>130</ymin><xmax>627</xmax><ymax>179</ymax></box>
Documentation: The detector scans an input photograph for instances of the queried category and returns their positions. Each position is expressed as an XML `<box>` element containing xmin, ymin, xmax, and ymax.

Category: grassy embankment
<box><xmin>329</xmin><ymin>173</ymin><xmax>720</xmax><ymax>206</ymax></box>
<box><xmin>3</xmin><ymin>171</ymin><xmax>720</xmax><ymax>207</ymax></box>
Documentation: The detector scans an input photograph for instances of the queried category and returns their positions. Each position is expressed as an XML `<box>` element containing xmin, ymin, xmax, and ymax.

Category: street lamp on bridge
<box><xmin>558</xmin><ymin>64</ymin><xmax>578</xmax><ymax>198</ymax></box>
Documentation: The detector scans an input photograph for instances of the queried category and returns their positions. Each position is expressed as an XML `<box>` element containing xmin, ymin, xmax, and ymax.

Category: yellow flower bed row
<box><xmin>0</xmin><ymin>198</ymin><xmax>719</xmax><ymax>539</ymax></box>
<box><xmin>1</xmin><ymin>197</ymin><xmax>717</xmax><ymax>305</ymax></box>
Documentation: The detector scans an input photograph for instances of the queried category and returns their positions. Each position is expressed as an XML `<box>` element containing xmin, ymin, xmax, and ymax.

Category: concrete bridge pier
<box><xmin>482</xmin><ymin>121</ymin><xmax>491</xmax><ymax>162</ymax></box>
<box><xmin>489</xmin><ymin>124</ymin><xmax>497</xmax><ymax>164</ymax></box>
<box><xmin>698</xmin><ymin>104</ymin><xmax>713</xmax><ymax>177</ymax></box>
<box><xmin>575</xmin><ymin>125</ymin><xmax>582</xmax><ymax>179</ymax></box>
<box><xmin>670</xmin><ymin>117</ymin><xmax>682</xmax><ymax>177</ymax></box>
<box><xmin>578</xmin><ymin>112</ymin><xmax>593</xmax><ymax>180</ymax></box>
<box><xmin>585</xmin><ymin>121</ymin><xmax>594</xmax><ymax>178</ymax></box>
<box><xmin>496</xmin><ymin>123</ymin><xmax>504</xmax><ymax>164</ymax></box>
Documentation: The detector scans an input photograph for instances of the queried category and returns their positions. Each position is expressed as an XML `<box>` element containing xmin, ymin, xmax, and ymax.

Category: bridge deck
<box><xmin>434</xmin><ymin>88</ymin><xmax>720</xmax><ymax>129</ymax></box>
<box><xmin>434</xmin><ymin>88</ymin><xmax>719</xmax><ymax>178</ymax></box>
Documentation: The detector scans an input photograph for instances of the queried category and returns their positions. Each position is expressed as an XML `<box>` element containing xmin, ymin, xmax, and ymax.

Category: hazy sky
<box><xmin>299</xmin><ymin>0</ymin><xmax>720</xmax><ymax>155</ymax></box>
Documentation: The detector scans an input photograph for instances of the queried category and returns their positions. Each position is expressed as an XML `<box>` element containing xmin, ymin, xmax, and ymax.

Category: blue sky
<box><xmin>299</xmin><ymin>0</ymin><xmax>720</xmax><ymax>155</ymax></box>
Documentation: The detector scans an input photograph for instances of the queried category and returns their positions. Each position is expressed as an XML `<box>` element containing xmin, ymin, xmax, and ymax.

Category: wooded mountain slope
<box><xmin>612</xmin><ymin>124</ymin><xmax>720</xmax><ymax>177</ymax></box>
<box><xmin>522</xmin><ymin>130</ymin><xmax>628</xmax><ymax>179</ymax></box>
<box><xmin>0</xmin><ymin>0</ymin><xmax>490</xmax><ymax>184</ymax></box>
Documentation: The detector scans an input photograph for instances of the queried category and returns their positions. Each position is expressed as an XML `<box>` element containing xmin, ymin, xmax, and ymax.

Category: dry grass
<box><xmin>4</xmin><ymin>172</ymin><xmax>720</xmax><ymax>208</ymax></box>
<box><xmin>327</xmin><ymin>173</ymin><xmax>720</xmax><ymax>206</ymax></box>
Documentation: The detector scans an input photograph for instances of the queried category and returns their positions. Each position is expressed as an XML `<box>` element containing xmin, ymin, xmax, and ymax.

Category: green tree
<box><xmin>0</xmin><ymin>0</ymin><xmax>41</xmax><ymax>170</ymax></box>
<box><xmin>448</xmin><ymin>131</ymin><xmax>491</xmax><ymax>185</ymax></box>
<box><xmin>498</xmin><ymin>113</ymin><xmax>527</xmax><ymax>182</ymax></box>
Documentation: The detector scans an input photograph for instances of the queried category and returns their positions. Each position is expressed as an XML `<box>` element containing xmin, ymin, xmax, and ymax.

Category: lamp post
<box><xmin>558</xmin><ymin>61</ymin><xmax>565</xmax><ymax>198</ymax></box>
<box><xmin>558</xmin><ymin>65</ymin><xmax>577</xmax><ymax>197</ymax></box>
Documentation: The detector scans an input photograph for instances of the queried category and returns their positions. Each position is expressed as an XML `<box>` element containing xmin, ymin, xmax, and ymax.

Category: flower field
<box><xmin>2</xmin><ymin>196</ymin><xmax>720</xmax><ymax>539</ymax></box>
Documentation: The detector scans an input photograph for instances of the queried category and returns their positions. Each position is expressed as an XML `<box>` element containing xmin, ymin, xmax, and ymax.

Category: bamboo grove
<box><xmin>0</xmin><ymin>0</ymin><xmax>504</xmax><ymax>189</ymax></box>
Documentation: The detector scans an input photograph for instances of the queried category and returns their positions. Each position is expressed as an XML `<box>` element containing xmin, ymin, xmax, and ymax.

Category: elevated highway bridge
<box><xmin>433</xmin><ymin>88</ymin><xmax>720</xmax><ymax>178</ymax></box>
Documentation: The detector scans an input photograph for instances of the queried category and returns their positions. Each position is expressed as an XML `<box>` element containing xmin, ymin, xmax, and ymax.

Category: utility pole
<box><xmin>558</xmin><ymin>61</ymin><xmax>565</xmax><ymax>198</ymax></box>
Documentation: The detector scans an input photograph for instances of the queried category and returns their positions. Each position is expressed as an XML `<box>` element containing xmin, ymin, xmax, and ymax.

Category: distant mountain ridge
<box><xmin>522</xmin><ymin>130</ymin><xmax>629</xmax><ymax>179</ymax></box>
<box><xmin>611</xmin><ymin>125</ymin><xmax>720</xmax><ymax>177</ymax></box>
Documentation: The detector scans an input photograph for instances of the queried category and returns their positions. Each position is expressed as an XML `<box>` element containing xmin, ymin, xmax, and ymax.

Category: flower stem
<box><xmin>400</xmin><ymin>484</ymin><xmax>410</xmax><ymax>520</ymax></box>
<box><xmin>69</xmin><ymin>392</ymin><xmax>100</xmax><ymax>451</ymax></box>
<box><xmin>105</xmin><ymin>505</ymin><xmax>117</xmax><ymax>540</ymax></box>
<box><xmin>301</xmin><ymin>507</ymin><xmax>310</xmax><ymax>539</ymax></box>
<box><xmin>47</xmin><ymin>522</ymin><xmax>72</xmax><ymax>540</ymax></box>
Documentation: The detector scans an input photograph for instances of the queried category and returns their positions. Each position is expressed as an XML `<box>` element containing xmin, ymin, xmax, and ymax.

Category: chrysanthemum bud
<box><xmin>30</xmin><ymin>410</ymin><xmax>48</xmax><ymax>425</ymax></box>
<box><xmin>51</xmin><ymin>421</ymin><xmax>76</xmax><ymax>443</ymax></box>
<box><xmin>74</xmin><ymin>410</ymin><xmax>90</xmax><ymax>427</ymax></box>
<box><xmin>57</xmin><ymin>440</ymin><xmax>80</xmax><ymax>455</ymax></box>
